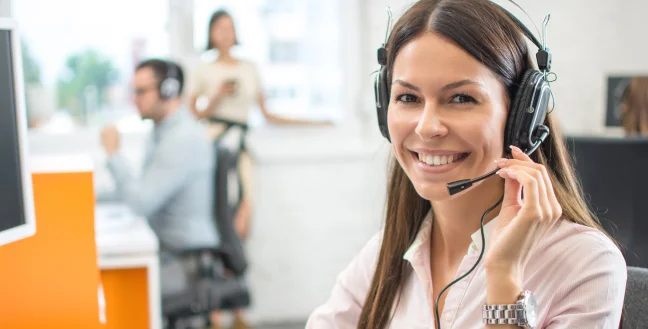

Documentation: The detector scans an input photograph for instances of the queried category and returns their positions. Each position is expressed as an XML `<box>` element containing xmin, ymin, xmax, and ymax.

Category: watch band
<box><xmin>482</xmin><ymin>303</ymin><xmax>523</xmax><ymax>325</ymax></box>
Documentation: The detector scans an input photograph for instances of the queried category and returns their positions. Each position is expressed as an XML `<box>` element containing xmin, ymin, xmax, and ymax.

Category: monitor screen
<box><xmin>0</xmin><ymin>19</ymin><xmax>35</xmax><ymax>246</ymax></box>
<box><xmin>0</xmin><ymin>29</ymin><xmax>26</xmax><ymax>231</ymax></box>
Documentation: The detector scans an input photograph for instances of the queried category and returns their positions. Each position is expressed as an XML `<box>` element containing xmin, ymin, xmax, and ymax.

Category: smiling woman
<box><xmin>306</xmin><ymin>1</ymin><xmax>626</xmax><ymax>329</ymax></box>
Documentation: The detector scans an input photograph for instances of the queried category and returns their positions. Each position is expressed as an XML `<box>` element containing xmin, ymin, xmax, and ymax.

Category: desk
<box><xmin>95</xmin><ymin>203</ymin><xmax>161</xmax><ymax>329</ymax></box>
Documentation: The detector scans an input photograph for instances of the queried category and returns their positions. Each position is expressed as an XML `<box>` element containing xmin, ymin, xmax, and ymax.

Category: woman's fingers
<box><xmin>498</xmin><ymin>145</ymin><xmax>563</xmax><ymax>220</ymax></box>
<box><xmin>497</xmin><ymin>168</ymin><xmax>542</xmax><ymax>221</ymax></box>
<box><xmin>502</xmin><ymin>165</ymin><xmax>552</xmax><ymax>222</ymax></box>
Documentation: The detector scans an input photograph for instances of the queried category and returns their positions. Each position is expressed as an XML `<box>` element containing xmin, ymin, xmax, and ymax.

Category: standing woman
<box><xmin>188</xmin><ymin>9</ymin><xmax>327</xmax><ymax>329</ymax></box>
<box><xmin>189</xmin><ymin>9</ymin><xmax>330</xmax><ymax>242</ymax></box>
<box><xmin>188</xmin><ymin>10</ymin><xmax>255</xmax><ymax>329</ymax></box>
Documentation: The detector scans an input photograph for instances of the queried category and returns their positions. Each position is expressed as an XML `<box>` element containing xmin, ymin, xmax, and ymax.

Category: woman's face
<box><xmin>387</xmin><ymin>32</ymin><xmax>509</xmax><ymax>201</ymax></box>
<box><xmin>210</xmin><ymin>16</ymin><xmax>236</xmax><ymax>50</ymax></box>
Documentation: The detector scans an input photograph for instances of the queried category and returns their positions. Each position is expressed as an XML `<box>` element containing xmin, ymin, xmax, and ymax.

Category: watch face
<box><xmin>525</xmin><ymin>293</ymin><xmax>539</xmax><ymax>328</ymax></box>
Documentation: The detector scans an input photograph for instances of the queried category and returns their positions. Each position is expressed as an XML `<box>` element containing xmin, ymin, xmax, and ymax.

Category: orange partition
<box><xmin>0</xmin><ymin>171</ymin><xmax>104</xmax><ymax>328</ymax></box>
<box><xmin>101</xmin><ymin>268</ymin><xmax>150</xmax><ymax>329</ymax></box>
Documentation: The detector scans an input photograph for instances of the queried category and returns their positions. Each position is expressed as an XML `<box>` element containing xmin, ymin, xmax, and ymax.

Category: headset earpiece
<box><xmin>159</xmin><ymin>62</ymin><xmax>180</xmax><ymax>100</ymax></box>
<box><xmin>504</xmin><ymin>69</ymin><xmax>551</xmax><ymax>154</ymax></box>
<box><xmin>374</xmin><ymin>46</ymin><xmax>391</xmax><ymax>141</ymax></box>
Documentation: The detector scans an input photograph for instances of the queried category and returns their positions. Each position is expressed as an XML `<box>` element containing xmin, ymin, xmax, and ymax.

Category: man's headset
<box><xmin>159</xmin><ymin>61</ymin><xmax>181</xmax><ymax>100</ymax></box>
<box><xmin>374</xmin><ymin>1</ymin><xmax>555</xmax><ymax>196</ymax></box>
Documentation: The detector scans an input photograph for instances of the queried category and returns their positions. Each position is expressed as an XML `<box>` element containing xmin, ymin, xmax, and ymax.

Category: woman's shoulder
<box><xmin>349</xmin><ymin>231</ymin><xmax>384</xmax><ymax>270</ymax></box>
<box><xmin>237</xmin><ymin>58</ymin><xmax>258</xmax><ymax>68</ymax></box>
<box><xmin>191</xmin><ymin>57</ymin><xmax>216</xmax><ymax>72</ymax></box>
<box><xmin>532</xmin><ymin>217</ymin><xmax>626</xmax><ymax>277</ymax></box>
<box><xmin>530</xmin><ymin>218</ymin><xmax>627</xmax><ymax>326</ymax></box>
<box><xmin>337</xmin><ymin>231</ymin><xmax>384</xmax><ymax>287</ymax></box>
<box><xmin>549</xmin><ymin>218</ymin><xmax>623</xmax><ymax>257</ymax></box>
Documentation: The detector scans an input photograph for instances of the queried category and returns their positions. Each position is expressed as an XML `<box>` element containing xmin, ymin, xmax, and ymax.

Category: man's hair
<box><xmin>135</xmin><ymin>59</ymin><xmax>185</xmax><ymax>97</ymax></box>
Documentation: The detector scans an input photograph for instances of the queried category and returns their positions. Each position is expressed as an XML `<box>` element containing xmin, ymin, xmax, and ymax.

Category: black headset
<box><xmin>374</xmin><ymin>1</ymin><xmax>552</xmax><ymax>158</ymax></box>
<box><xmin>159</xmin><ymin>61</ymin><xmax>181</xmax><ymax>100</ymax></box>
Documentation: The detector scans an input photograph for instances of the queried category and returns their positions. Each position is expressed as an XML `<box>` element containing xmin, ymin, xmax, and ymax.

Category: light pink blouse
<box><xmin>306</xmin><ymin>213</ymin><xmax>627</xmax><ymax>329</ymax></box>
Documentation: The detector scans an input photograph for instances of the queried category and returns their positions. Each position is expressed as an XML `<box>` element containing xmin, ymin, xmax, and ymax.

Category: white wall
<box><xmin>519</xmin><ymin>0</ymin><xmax>648</xmax><ymax>136</ymax></box>
<box><xmin>244</xmin><ymin>126</ymin><xmax>390</xmax><ymax>324</ymax></box>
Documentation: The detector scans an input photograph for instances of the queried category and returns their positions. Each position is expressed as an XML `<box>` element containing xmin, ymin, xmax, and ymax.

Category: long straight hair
<box><xmin>357</xmin><ymin>1</ymin><xmax>609</xmax><ymax>328</ymax></box>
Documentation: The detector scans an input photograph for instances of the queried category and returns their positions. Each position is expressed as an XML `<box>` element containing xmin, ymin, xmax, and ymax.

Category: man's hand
<box><xmin>101</xmin><ymin>124</ymin><xmax>120</xmax><ymax>156</ymax></box>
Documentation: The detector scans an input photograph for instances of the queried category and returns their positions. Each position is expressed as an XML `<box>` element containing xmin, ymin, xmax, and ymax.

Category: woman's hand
<box><xmin>485</xmin><ymin>145</ymin><xmax>563</xmax><ymax>284</ymax></box>
<box><xmin>214</xmin><ymin>81</ymin><xmax>236</xmax><ymax>102</ymax></box>
<box><xmin>200</xmin><ymin>82</ymin><xmax>237</xmax><ymax>119</ymax></box>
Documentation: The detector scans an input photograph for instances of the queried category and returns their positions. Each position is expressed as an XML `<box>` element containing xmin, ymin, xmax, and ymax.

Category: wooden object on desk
<box><xmin>0</xmin><ymin>156</ymin><xmax>104</xmax><ymax>328</ymax></box>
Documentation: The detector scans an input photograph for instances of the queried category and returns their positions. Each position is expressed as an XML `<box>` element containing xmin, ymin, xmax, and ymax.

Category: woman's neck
<box><xmin>216</xmin><ymin>49</ymin><xmax>238</xmax><ymax>64</ymax></box>
<box><xmin>429</xmin><ymin>176</ymin><xmax>504</xmax><ymax>262</ymax></box>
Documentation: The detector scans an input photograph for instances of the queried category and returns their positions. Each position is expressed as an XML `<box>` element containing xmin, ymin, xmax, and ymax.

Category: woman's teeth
<box><xmin>417</xmin><ymin>153</ymin><xmax>461</xmax><ymax>166</ymax></box>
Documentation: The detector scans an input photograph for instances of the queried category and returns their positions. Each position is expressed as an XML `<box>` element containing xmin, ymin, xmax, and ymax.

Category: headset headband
<box><xmin>491</xmin><ymin>1</ymin><xmax>552</xmax><ymax>73</ymax></box>
<box><xmin>166</xmin><ymin>61</ymin><xmax>178</xmax><ymax>80</ymax></box>
<box><xmin>378</xmin><ymin>1</ymin><xmax>552</xmax><ymax>73</ymax></box>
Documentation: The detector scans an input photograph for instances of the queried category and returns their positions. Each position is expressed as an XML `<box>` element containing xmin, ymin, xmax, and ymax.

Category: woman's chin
<box><xmin>411</xmin><ymin>183</ymin><xmax>454</xmax><ymax>202</ymax></box>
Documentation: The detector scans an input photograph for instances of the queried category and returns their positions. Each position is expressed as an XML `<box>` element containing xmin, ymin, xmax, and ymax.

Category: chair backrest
<box><xmin>622</xmin><ymin>266</ymin><xmax>648</xmax><ymax>329</ymax></box>
<box><xmin>212</xmin><ymin>138</ymin><xmax>248</xmax><ymax>276</ymax></box>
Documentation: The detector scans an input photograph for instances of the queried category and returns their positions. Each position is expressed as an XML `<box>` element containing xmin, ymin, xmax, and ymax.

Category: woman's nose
<box><xmin>414</xmin><ymin>104</ymin><xmax>448</xmax><ymax>140</ymax></box>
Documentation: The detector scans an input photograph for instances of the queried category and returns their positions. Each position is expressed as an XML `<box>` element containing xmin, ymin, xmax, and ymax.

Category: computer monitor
<box><xmin>0</xmin><ymin>18</ymin><xmax>36</xmax><ymax>246</ymax></box>
<box><xmin>565</xmin><ymin>136</ymin><xmax>648</xmax><ymax>267</ymax></box>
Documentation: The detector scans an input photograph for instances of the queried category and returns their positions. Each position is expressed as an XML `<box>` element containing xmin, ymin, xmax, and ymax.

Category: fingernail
<box><xmin>494</xmin><ymin>158</ymin><xmax>507</xmax><ymax>165</ymax></box>
<box><xmin>510</xmin><ymin>145</ymin><xmax>521</xmax><ymax>153</ymax></box>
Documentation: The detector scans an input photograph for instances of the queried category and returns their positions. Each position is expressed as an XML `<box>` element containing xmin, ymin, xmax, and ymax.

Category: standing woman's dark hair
<box><xmin>206</xmin><ymin>10</ymin><xmax>239</xmax><ymax>50</ymax></box>
<box><xmin>356</xmin><ymin>1</ymin><xmax>611</xmax><ymax>328</ymax></box>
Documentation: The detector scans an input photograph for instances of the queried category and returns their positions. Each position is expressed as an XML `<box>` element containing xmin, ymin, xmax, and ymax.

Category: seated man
<box><xmin>98</xmin><ymin>58</ymin><xmax>219</xmax><ymax>296</ymax></box>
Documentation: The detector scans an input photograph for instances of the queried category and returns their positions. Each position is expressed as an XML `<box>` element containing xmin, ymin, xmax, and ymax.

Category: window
<box><xmin>193</xmin><ymin>0</ymin><xmax>343</xmax><ymax>123</ymax></box>
<box><xmin>14</xmin><ymin>0</ymin><xmax>170</xmax><ymax>134</ymax></box>
<box><xmin>269</xmin><ymin>41</ymin><xmax>300</xmax><ymax>63</ymax></box>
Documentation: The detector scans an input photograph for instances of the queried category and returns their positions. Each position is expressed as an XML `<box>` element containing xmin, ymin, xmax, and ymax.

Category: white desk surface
<box><xmin>95</xmin><ymin>203</ymin><xmax>159</xmax><ymax>256</ymax></box>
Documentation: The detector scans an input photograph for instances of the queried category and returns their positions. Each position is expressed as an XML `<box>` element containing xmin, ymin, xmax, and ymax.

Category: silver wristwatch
<box><xmin>482</xmin><ymin>290</ymin><xmax>538</xmax><ymax>328</ymax></box>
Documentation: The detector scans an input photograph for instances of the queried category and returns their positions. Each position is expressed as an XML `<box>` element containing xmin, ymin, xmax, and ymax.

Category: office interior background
<box><xmin>0</xmin><ymin>0</ymin><xmax>646</xmax><ymax>327</ymax></box>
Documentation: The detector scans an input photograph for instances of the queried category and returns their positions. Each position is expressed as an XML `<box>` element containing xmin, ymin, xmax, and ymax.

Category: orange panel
<box><xmin>101</xmin><ymin>268</ymin><xmax>150</xmax><ymax>329</ymax></box>
<box><xmin>0</xmin><ymin>172</ymin><xmax>104</xmax><ymax>328</ymax></box>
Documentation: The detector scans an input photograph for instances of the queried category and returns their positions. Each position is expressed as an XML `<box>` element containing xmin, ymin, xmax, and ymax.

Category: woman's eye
<box><xmin>450</xmin><ymin>94</ymin><xmax>477</xmax><ymax>104</ymax></box>
<box><xmin>395</xmin><ymin>94</ymin><xmax>419</xmax><ymax>103</ymax></box>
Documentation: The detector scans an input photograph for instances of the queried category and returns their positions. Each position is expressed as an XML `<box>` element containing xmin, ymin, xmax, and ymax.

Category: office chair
<box><xmin>620</xmin><ymin>266</ymin><xmax>648</xmax><ymax>329</ymax></box>
<box><xmin>162</xmin><ymin>124</ymin><xmax>250</xmax><ymax>329</ymax></box>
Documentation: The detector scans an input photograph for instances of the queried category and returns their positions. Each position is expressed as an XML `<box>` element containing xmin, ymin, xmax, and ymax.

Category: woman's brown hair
<box><xmin>620</xmin><ymin>77</ymin><xmax>648</xmax><ymax>136</ymax></box>
<box><xmin>357</xmin><ymin>1</ymin><xmax>609</xmax><ymax>328</ymax></box>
